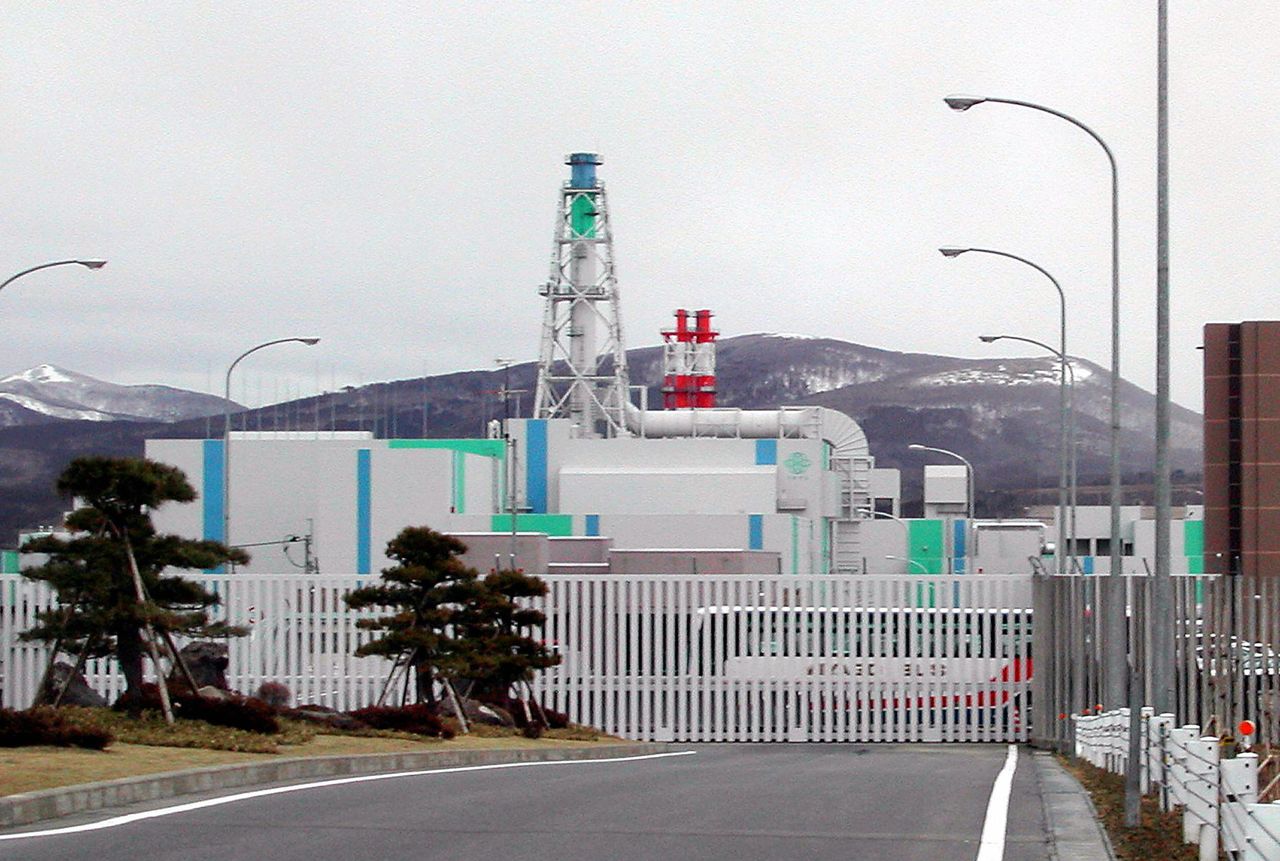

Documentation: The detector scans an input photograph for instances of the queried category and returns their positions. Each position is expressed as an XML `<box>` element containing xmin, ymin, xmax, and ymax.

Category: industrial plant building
<box><xmin>144</xmin><ymin>154</ymin><xmax>1204</xmax><ymax>577</ymax></box>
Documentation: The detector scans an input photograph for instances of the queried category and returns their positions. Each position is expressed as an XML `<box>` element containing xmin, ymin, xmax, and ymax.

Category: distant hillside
<box><xmin>0</xmin><ymin>364</ymin><xmax>237</xmax><ymax>427</ymax></box>
<box><xmin>0</xmin><ymin>335</ymin><xmax>1202</xmax><ymax>540</ymax></box>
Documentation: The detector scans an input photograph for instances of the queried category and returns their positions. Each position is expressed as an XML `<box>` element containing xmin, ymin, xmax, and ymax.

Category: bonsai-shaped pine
<box><xmin>344</xmin><ymin>526</ymin><xmax>481</xmax><ymax>705</ymax></box>
<box><xmin>455</xmin><ymin>567</ymin><xmax>560</xmax><ymax>710</ymax></box>
<box><xmin>21</xmin><ymin>457</ymin><xmax>248</xmax><ymax>714</ymax></box>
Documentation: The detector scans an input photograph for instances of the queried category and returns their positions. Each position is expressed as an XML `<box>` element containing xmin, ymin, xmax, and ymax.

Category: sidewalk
<box><xmin>1032</xmin><ymin>749</ymin><xmax>1115</xmax><ymax>860</ymax></box>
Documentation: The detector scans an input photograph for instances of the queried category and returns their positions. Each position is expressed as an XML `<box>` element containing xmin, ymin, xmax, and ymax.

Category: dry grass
<box><xmin>2</xmin><ymin>715</ymin><xmax>623</xmax><ymax>797</ymax></box>
<box><xmin>1059</xmin><ymin>755</ymin><xmax>1203</xmax><ymax>861</ymax></box>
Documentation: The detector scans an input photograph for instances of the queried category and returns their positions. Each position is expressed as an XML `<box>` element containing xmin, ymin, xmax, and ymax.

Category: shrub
<box><xmin>347</xmin><ymin>704</ymin><xmax>455</xmax><ymax>739</ymax></box>
<box><xmin>113</xmin><ymin>685</ymin><xmax>280</xmax><ymax>734</ymax></box>
<box><xmin>255</xmin><ymin>682</ymin><xmax>292</xmax><ymax>709</ymax></box>
<box><xmin>0</xmin><ymin>707</ymin><xmax>114</xmax><ymax>750</ymax></box>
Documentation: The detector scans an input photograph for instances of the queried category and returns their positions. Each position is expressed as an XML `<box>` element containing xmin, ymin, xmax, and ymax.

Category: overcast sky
<box><xmin>2</xmin><ymin>3</ymin><xmax>1273</xmax><ymax>411</ymax></box>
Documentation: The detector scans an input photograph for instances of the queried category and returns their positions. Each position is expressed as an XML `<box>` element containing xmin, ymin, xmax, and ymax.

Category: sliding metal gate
<box><xmin>529</xmin><ymin>573</ymin><xmax>1033</xmax><ymax>743</ymax></box>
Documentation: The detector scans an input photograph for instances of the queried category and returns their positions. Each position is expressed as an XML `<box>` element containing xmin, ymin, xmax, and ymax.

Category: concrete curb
<box><xmin>0</xmin><ymin>742</ymin><xmax>679</xmax><ymax>829</ymax></box>
<box><xmin>1033</xmin><ymin>750</ymin><xmax>1116</xmax><ymax>861</ymax></box>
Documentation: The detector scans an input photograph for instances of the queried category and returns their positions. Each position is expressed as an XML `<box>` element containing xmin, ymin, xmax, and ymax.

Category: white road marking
<box><xmin>1</xmin><ymin>749</ymin><xmax>697</xmax><ymax>841</ymax></box>
<box><xmin>975</xmin><ymin>744</ymin><xmax>1018</xmax><ymax>861</ymax></box>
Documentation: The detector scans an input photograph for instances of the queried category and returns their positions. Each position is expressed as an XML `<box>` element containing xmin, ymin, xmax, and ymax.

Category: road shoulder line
<box><xmin>1</xmin><ymin>742</ymin><xmax>679</xmax><ymax>830</ymax></box>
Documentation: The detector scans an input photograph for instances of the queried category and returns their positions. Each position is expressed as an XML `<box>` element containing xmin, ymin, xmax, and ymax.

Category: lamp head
<box><xmin>299</xmin><ymin>337</ymin><xmax>321</xmax><ymax>346</ymax></box>
<box><xmin>979</xmin><ymin>335</ymin><xmax>1001</xmax><ymax>343</ymax></box>
<box><xmin>77</xmin><ymin>260</ymin><xmax>107</xmax><ymax>270</ymax></box>
<box><xmin>944</xmin><ymin>94</ymin><xmax>986</xmax><ymax>111</ymax></box>
<box><xmin>938</xmin><ymin>246</ymin><xmax>969</xmax><ymax>258</ymax></box>
<box><xmin>907</xmin><ymin>444</ymin><xmax>927</xmax><ymax>451</ymax></box>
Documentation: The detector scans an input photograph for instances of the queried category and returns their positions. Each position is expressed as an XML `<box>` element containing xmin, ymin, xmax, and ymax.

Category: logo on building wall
<box><xmin>783</xmin><ymin>452</ymin><xmax>812</xmax><ymax>475</ymax></box>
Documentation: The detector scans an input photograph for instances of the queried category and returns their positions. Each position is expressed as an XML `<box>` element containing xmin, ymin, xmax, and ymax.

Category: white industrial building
<box><xmin>142</xmin><ymin>153</ymin><xmax>1201</xmax><ymax>578</ymax></box>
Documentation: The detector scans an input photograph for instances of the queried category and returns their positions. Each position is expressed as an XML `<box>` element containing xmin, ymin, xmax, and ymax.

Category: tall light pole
<box><xmin>980</xmin><ymin>334</ymin><xmax>1082</xmax><ymax>749</ymax></box>
<box><xmin>944</xmin><ymin>93</ymin><xmax>1126</xmax><ymax>709</ymax></box>
<box><xmin>496</xmin><ymin>357</ymin><xmax>518</xmax><ymax>570</ymax></box>
<box><xmin>1</xmin><ymin>259</ymin><xmax>106</xmax><ymax>293</ymax></box>
<box><xmin>857</xmin><ymin>507</ymin><xmax>913</xmax><ymax>568</ymax></box>
<box><xmin>977</xmin><ymin>330</ymin><xmax>1070</xmax><ymax>578</ymax></box>
<box><xmin>223</xmin><ymin>337</ymin><xmax>321</xmax><ymax>562</ymax></box>
<box><xmin>908</xmin><ymin>443</ymin><xmax>974</xmax><ymax>519</ymax></box>
<box><xmin>941</xmin><ymin>247</ymin><xmax>1069</xmax><ymax>576</ymax></box>
<box><xmin>908</xmin><ymin>443</ymin><xmax>974</xmax><ymax>575</ymax></box>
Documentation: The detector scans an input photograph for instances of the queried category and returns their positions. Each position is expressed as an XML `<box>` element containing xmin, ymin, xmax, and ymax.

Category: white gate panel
<box><xmin>528</xmin><ymin>573</ymin><xmax>1033</xmax><ymax>743</ymax></box>
<box><xmin>3</xmin><ymin>571</ymin><xmax>1032</xmax><ymax>743</ymax></box>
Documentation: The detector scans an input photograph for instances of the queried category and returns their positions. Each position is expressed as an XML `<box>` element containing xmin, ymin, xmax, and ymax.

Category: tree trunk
<box><xmin>116</xmin><ymin>625</ymin><xmax>147</xmax><ymax>713</ymax></box>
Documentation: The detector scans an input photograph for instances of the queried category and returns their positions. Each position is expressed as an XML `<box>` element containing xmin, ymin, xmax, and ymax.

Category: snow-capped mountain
<box><xmin>0</xmin><ymin>336</ymin><xmax>1203</xmax><ymax>540</ymax></box>
<box><xmin>0</xmin><ymin>365</ymin><xmax>237</xmax><ymax>427</ymax></box>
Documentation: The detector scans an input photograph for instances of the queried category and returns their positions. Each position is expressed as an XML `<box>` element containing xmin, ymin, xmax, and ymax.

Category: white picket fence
<box><xmin>1074</xmin><ymin>708</ymin><xmax>1280</xmax><ymax>861</ymax></box>
<box><xmin>530</xmin><ymin>573</ymin><xmax>1033</xmax><ymax>743</ymax></box>
<box><xmin>1</xmin><ymin>572</ymin><xmax>398</xmax><ymax>710</ymax></box>
<box><xmin>3</xmin><ymin>571</ymin><xmax>1034</xmax><ymax>743</ymax></box>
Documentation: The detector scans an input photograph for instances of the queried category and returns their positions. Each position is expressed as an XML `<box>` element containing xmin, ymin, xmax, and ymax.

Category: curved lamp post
<box><xmin>907</xmin><ymin>443</ymin><xmax>974</xmax><ymax>520</ymax></box>
<box><xmin>908</xmin><ymin>443</ymin><xmax>974</xmax><ymax>576</ymax></box>
<box><xmin>223</xmin><ymin>337</ymin><xmax>321</xmax><ymax>560</ymax></box>
<box><xmin>1</xmin><ymin>259</ymin><xmax>107</xmax><ymax>293</ymax></box>
<box><xmin>943</xmin><ymin>93</ymin><xmax>1124</xmax><ymax>707</ymax></box>
<box><xmin>979</xmin><ymin>335</ymin><xmax>1078</xmax><ymax>575</ymax></box>
<box><xmin>941</xmin><ymin>246</ymin><xmax>1069</xmax><ymax>574</ymax></box>
<box><xmin>857</xmin><ymin>507</ymin><xmax>913</xmax><ymax>566</ymax></box>
<box><xmin>885</xmin><ymin>555</ymin><xmax>929</xmax><ymax>575</ymax></box>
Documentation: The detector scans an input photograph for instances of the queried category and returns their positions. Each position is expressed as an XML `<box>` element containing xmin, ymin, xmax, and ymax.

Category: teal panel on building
<box><xmin>1184</xmin><ymin>520</ymin><xmax>1204</xmax><ymax>575</ymax></box>
<box><xmin>491</xmin><ymin>513</ymin><xmax>573</xmax><ymax>537</ymax></box>
<box><xmin>908</xmin><ymin>520</ymin><xmax>944</xmax><ymax>574</ymax></box>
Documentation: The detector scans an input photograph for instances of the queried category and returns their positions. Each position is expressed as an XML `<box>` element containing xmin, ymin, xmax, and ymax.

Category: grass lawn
<box><xmin>2</xmin><ymin>724</ymin><xmax>624</xmax><ymax>797</ymax></box>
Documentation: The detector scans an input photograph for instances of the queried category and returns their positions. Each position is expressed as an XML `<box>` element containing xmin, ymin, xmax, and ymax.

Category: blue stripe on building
<box><xmin>202</xmin><ymin>440</ymin><xmax>225</xmax><ymax>573</ymax></box>
<box><xmin>585</xmin><ymin>514</ymin><xmax>600</xmax><ymax>537</ymax></box>
<box><xmin>202</xmin><ymin>440</ymin><xmax>225</xmax><ymax>543</ymax></box>
<box><xmin>953</xmin><ymin>519</ymin><xmax>967</xmax><ymax>574</ymax></box>
<box><xmin>356</xmin><ymin>449</ymin><xmax>371</xmax><ymax>576</ymax></box>
<box><xmin>526</xmin><ymin>419</ymin><xmax>548</xmax><ymax>513</ymax></box>
<box><xmin>755</xmin><ymin>439</ymin><xmax>777</xmax><ymax>465</ymax></box>
<box><xmin>748</xmin><ymin>514</ymin><xmax>764</xmax><ymax>550</ymax></box>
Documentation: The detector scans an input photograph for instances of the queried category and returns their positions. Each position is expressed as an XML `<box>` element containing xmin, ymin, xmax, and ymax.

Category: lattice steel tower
<box><xmin>534</xmin><ymin>153</ymin><xmax>630</xmax><ymax>437</ymax></box>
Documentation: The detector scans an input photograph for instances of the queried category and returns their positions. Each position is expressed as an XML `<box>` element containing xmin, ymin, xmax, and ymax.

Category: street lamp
<box><xmin>885</xmin><ymin>555</ymin><xmax>929</xmax><ymax>574</ymax></box>
<box><xmin>943</xmin><ymin>93</ymin><xmax>1124</xmax><ymax>707</ymax></box>
<box><xmin>495</xmin><ymin>357</ymin><xmax>517</xmax><ymax>570</ymax></box>
<box><xmin>857</xmin><ymin>507</ymin><xmax>913</xmax><ymax>562</ymax></box>
<box><xmin>940</xmin><ymin>245</ymin><xmax>1068</xmax><ymax>574</ymax></box>
<box><xmin>908</xmin><ymin>443</ymin><xmax>975</xmax><ymax>576</ymax></box>
<box><xmin>1</xmin><ymin>259</ymin><xmax>107</xmax><ymax>293</ymax></box>
<box><xmin>978</xmin><ymin>334</ymin><xmax>1077</xmax><ymax>574</ymax></box>
<box><xmin>223</xmin><ymin>338</ymin><xmax>321</xmax><ymax>561</ymax></box>
<box><xmin>907</xmin><ymin>443</ymin><xmax>974</xmax><ymax>520</ymax></box>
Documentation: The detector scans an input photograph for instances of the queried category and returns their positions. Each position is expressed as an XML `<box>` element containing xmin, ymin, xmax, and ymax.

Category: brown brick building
<box><xmin>1204</xmin><ymin>321</ymin><xmax>1280</xmax><ymax>575</ymax></box>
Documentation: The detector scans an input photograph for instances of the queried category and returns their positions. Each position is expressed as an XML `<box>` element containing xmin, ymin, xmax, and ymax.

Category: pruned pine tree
<box><xmin>21</xmin><ymin>457</ymin><xmax>248</xmax><ymax>716</ymax></box>
<box><xmin>456</xmin><ymin>568</ymin><xmax>560</xmax><ymax>709</ymax></box>
<box><xmin>344</xmin><ymin>527</ymin><xmax>482</xmax><ymax>706</ymax></box>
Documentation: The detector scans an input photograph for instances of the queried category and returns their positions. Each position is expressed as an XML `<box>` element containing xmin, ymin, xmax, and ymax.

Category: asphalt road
<box><xmin>3</xmin><ymin>745</ymin><xmax>1051</xmax><ymax>861</ymax></box>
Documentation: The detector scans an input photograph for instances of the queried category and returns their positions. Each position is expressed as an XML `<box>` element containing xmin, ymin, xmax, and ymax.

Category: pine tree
<box><xmin>344</xmin><ymin>526</ymin><xmax>481</xmax><ymax>704</ymax></box>
<box><xmin>21</xmin><ymin>457</ymin><xmax>248</xmax><ymax>709</ymax></box>
<box><xmin>456</xmin><ymin>567</ymin><xmax>560</xmax><ymax>706</ymax></box>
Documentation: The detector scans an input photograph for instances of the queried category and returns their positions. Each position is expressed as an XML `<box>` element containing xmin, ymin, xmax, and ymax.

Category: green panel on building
<box><xmin>909</xmin><ymin>519</ymin><xmax>944</xmax><ymax>575</ymax></box>
<box><xmin>388</xmin><ymin>439</ymin><xmax>504</xmax><ymax>458</ymax></box>
<box><xmin>1184</xmin><ymin>520</ymin><xmax>1204</xmax><ymax>575</ymax></box>
<box><xmin>490</xmin><ymin>514</ymin><xmax>574</xmax><ymax>537</ymax></box>
<box><xmin>1</xmin><ymin>550</ymin><xmax>17</xmax><ymax>574</ymax></box>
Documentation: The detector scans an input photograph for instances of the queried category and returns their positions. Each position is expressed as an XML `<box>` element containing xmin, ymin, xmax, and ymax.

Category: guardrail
<box><xmin>1074</xmin><ymin>707</ymin><xmax>1280</xmax><ymax>861</ymax></box>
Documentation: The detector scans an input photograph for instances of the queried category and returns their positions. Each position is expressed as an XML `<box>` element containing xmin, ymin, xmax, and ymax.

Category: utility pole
<box><xmin>497</xmin><ymin>358</ymin><xmax>519</xmax><ymax>570</ymax></box>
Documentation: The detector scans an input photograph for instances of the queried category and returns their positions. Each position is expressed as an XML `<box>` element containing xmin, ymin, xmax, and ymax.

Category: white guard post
<box><xmin>1220</xmin><ymin>752</ymin><xmax>1258</xmax><ymax>857</ymax></box>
